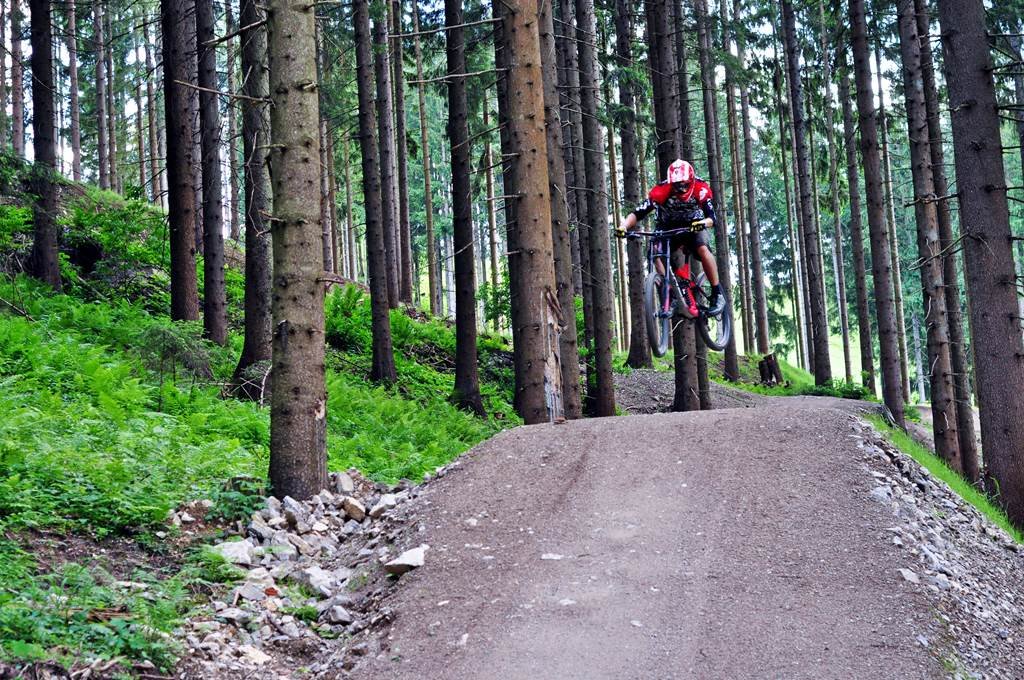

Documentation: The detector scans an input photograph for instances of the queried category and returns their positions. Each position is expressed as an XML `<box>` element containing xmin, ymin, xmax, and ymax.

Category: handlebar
<box><xmin>617</xmin><ymin>220</ymin><xmax>709</xmax><ymax>238</ymax></box>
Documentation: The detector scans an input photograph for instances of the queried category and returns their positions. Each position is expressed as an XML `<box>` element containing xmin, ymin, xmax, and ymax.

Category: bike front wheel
<box><xmin>693</xmin><ymin>278</ymin><xmax>732</xmax><ymax>351</ymax></box>
<box><xmin>643</xmin><ymin>271</ymin><xmax>671</xmax><ymax>357</ymax></box>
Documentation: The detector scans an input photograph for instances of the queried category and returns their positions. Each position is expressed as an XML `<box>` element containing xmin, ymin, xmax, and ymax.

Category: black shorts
<box><xmin>669</xmin><ymin>228</ymin><xmax>710</xmax><ymax>255</ymax></box>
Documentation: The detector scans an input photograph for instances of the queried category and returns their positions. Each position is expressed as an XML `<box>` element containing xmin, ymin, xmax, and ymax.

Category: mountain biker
<box><xmin>616</xmin><ymin>159</ymin><xmax>726</xmax><ymax>318</ymax></box>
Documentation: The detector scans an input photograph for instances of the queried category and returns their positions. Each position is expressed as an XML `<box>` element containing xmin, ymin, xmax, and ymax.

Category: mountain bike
<box><xmin>623</xmin><ymin>224</ymin><xmax>732</xmax><ymax>357</ymax></box>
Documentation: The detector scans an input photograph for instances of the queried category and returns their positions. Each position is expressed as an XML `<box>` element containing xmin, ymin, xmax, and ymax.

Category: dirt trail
<box><xmin>348</xmin><ymin>400</ymin><xmax>942</xmax><ymax>679</ymax></box>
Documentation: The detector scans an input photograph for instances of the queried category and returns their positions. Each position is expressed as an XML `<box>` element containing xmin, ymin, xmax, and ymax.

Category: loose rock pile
<box><xmin>175</xmin><ymin>467</ymin><xmax>444</xmax><ymax>679</ymax></box>
<box><xmin>854</xmin><ymin>418</ymin><xmax>1024</xmax><ymax>679</ymax></box>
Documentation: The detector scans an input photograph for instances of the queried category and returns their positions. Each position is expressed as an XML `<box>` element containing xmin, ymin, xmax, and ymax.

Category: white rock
<box><xmin>540</xmin><ymin>553</ymin><xmax>564</xmax><ymax>561</ymax></box>
<box><xmin>238</xmin><ymin>645</ymin><xmax>272</xmax><ymax>665</ymax></box>
<box><xmin>370</xmin><ymin>494</ymin><xmax>398</xmax><ymax>518</ymax></box>
<box><xmin>211</xmin><ymin>540</ymin><xmax>255</xmax><ymax>566</ymax></box>
<box><xmin>899</xmin><ymin>568</ymin><xmax>920</xmax><ymax>585</ymax></box>
<box><xmin>292</xmin><ymin>565</ymin><xmax>336</xmax><ymax>597</ymax></box>
<box><xmin>342</xmin><ymin>497</ymin><xmax>366</xmax><ymax>522</ymax></box>
<box><xmin>326</xmin><ymin>605</ymin><xmax>353</xmax><ymax>625</ymax></box>
<box><xmin>334</xmin><ymin>472</ymin><xmax>356</xmax><ymax>495</ymax></box>
<box><xmin>385</xmin><ymin>545</ymin><xmax>428</xmax><ymax>575</ymax></box>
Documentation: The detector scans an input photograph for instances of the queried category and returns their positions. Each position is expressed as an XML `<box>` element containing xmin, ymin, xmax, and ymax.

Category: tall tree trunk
<box><xmin>411</xmin><ymin>3</ymin><xmax>439</xmax><ymax>315</ymax></box>
<box><xmin>875</xmin><ymin>45</ymin><xmax>911</xmax><ymax>403</ymax></box>
<box><xmin>912</xmin><ymin>312</ymin><xmax>926</xmax><ymax>401</ymax></box>
<box><xmin>896</xmin><ymin>0</ymin><xmax>961</xmax><ymax>470</ymax></box>
<box><xmin>355</xmin><ymin>0</ymin><xmax>397</xmax><ymax>383</ymax></box>
<box><xmin>319</xmin><ymin>118</ymin><xmax>333</xmax><ymax>271</ymax></box>
<box><xmin>850</xmin><ymin>0</ymin><xmax>904</xmax><ymax>426</ymax></box>
<box><xmin>722</xmin><ymin>0</ymin><xmax>753</xmax><ymax>354</ymax></box>
<box><xmin>93</xmin><ymin>0</ymin><xmax>108</xmax><ymax>187</ymax></box>
<box><xmin>916</xmin><ymin>0</ymin><xmax>978</xmax><ymax>481</ymax></box>
<box><xmin>232</xmin><ymin>0</ymin><xmax>272</xmax><ymax>398</ymax></box>
<box><xmin>267</xmin><ymin>0</ymin><xmax>328</xmax><ymax>500</ymax></box>
<box><xmin>674</xmin><ymin>0</ymin><xmax>692</xmax><ymax>159</ymax></box>
<box><xmin>104</xmin><ymin>6</ymin><xmax>118</xmax><ymax>190</ymax></box>
<box><xmin>134</xmin><ymin>35</ymin><xmax>146</xmax><ymax>193</ymax></box>
<box><xmin>373</xmin><ymin>13</ymin><xmax>400</xmax><ymax>308</ymax></box>
<box><xmin>492</xmin><ymin>0</ymin><xmax>563</xmax><ymax>423</ymax></box>
<box><xmin>697</xmin><ymin>0</ymin><xmax>739</xmax><ymax>380</ymax></box>
<box><xmin>576</xmin><ymin>0</ymin><xmax>615</xmax><ymax>416</ymax></box>
<box><xmin>539</xmin><ymin>0</ymin><xmax>582</xmax><ymax>419</ymax></box>
<box><xmin>607</xmin><ymin>123</ymin><xmax>630</xmax><ymax>352</ymax></box>
<box><xmin>0</xmin><ymin>0</ymin><xmax>7</xmax><ymax>145</ymax></box>
<box><xmin>445</xmin><ymin>0</ymin><xmax>484</xmax><ymax>415</ymax></box>
<box><xmin>560</xmin><ymin>0</ymin><xmax>589</xmax><ymax>310</ymax></box>
<box><xmin>196</xmin><ymin>0</ymin><xmax>226</xmax><ymax>345</ymax></box>
<box><xmin>66</xmin><ymin>0</ymin><xmax>81</xmax><ymax>181</ymax></box>
<box><xmin>781</xmin><ymin>0</ymin><xmax>830</xmax><ymax>385</ymax></box>
<box><xmin>819</xmin><ymin>3</ymin><xmax>852</xmax><ymax>382</ymax></box>
<box><xmin>647</xmin><ymin>0</ymin><xmax>678</xmax><ymax>170</ymax></box>
<box><xmin>327</xmin><ymin>129</ymin><xmax>340</xmax><ymax>274</ymax></box>
<box><xmin>343</xmin><ymin>135</ymin><xmax>358</xmax><ymax>280</ymax></box>
<box><xmin>145</xmin><ymin>23</ymin><xmax>161</xmax><ymax>205</ymax></box>
<box><xmin>161</xmin><ymin>0</ymin><xmax>199</xmax><ymax>321</ymax></box>
<box><xmin>392</xmin><ymin>0</ymin><xmax>413</xmax><ymax>303</ymax></box>
<box><xmin>226</xmin><ymin>0</ymin><xmax>240</xmax><ymax>241</ymax></box>
<box><xmin>483</xmin><ymin>102</ymin><xmax>501</xmax><ymax>332</ymax></box>
<box><xmin>616</xmin><ymin>0</ymin><xmax>651</xmax><ymax>368</ymax></box>
<box><xmin>29</xmin><ymin>0</ymin><xmax>59</xmax><ymax>289</ymax></box>
<box><xmin>938</xmin><ymin>0</ymin><xmax>1024</xmax><ymax>523</ymax></box>
<box><xmin>10</xmin><ymin>0</ymin><xmax>22</xmax><ymax>156</ymax></box>
<box><xmin>738</xmin><ymin>22</ymin><xmax>769</xmax><ymax>354</ymax></box>
<box><xmin>774</xmin><ymin>58</ymin><xmax>805</xmax><ymax>365</ymax></box>
<box><xmin>839</xmin><ymin>65</ymin><xmax>876</xmax><ymax>392</ymax></box>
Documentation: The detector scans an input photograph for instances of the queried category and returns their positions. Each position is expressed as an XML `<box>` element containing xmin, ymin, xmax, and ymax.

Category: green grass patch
<box><xmin>865</xmin><ymin>414</ymin><xmax>1023</xmax><ymax>544</ymax></box>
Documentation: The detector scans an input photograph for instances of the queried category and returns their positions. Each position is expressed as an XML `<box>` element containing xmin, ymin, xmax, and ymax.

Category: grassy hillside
<box><xmin>0</xmin><ymin>163</ymin><xmax>519</xmax><ymax>671</ymax></box>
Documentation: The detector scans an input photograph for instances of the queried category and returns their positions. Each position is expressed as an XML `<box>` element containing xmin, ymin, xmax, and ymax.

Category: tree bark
<box><xmin>0</xmin><ymin>1</ymin><xmax>7</xmax><ymax>145</ymax></box>
<box><xmin>916</xmin><ymin>0</ymin><xmax>978</xmax><ymax>482</ymax></box>
<box><xmin>392</xmin><ymin>0</ymin><xmax>413</xmax><ymax>303</ymax></box>
<box><xmin>134</xmin><ymin>34</ymin><xmax>146</xmax><ymax>193</ymax></box>
<box><xmin>104</xmin><ymin>6</ymin><xmax>118</xmax><ymax>190</ymax></box>
<box><xmin>492</xmin><ymin>0</ymin><xmax>563</xmax><ymax>423</ymax></box>
<box><xmin>327</xmin><ymin>128</ymin><xmax>340</xmax><ymax>274</ymax></box>
<box><xmin>838</xmin><ymin>65</ymin><xmax>876</xmax><ymax>392</ymax></box>
<box><xmin>343</xmin><ymin>135</ymin><xmax>358</xmax><ymax>280</ymax></box>
<box><xmin>196</xmin><ymin>0</ymin><xmax>227</xmax><ymax>345</ymax></box>
<box><xmin>938</xmin><ymin>0</ymin><xmax>1024</xmax><ymax>523</ymax></box>
<box><xmin>875</xmin><ymin>45</ymin><xmax>911</xmax><ymax>404</ymax></box>
<box><xmin>781</xmin><ymin>0</ymin><xmax>830</xmax><ymax>385</ymax></box>
<box><xmin>226</xmin><ymin>0</ymin><xmax>240</xmax><ymax>241</ymax></box>
<box><xmin>896</xmin><ymin>0</ymin><xmax>962</xmax><ymax>471</ymax></box>
<box><xmin>93</xmin><ymin>0</ymin><xmax>108</xmax><ymax>187</ymax></box>
<box><xmin>266</xmin><ymin>0</ymin><xmax>328</xmax><ymax>500</ymax></box>
<box><xmin>232</xmin><ymin>0</ymin><xmax>273</xmax><ymax>399</ymax></box>
<box><xmin>739</xmin><ymin>38</ymin><xmax>769</xmax><ymax>354</ymax></box>
<box><xmin>575</xmin><ymin>0</ymin><xmax>616</xmax><ymax>416</ymax></box>
<box><xmin>483</xmin><ymin>102</ymin><xmax>501</xmax><ymax>332</ymax></box>
<box><xmin>29</xmin><ymin>0</ymin><xmax>59</xmax><ymax>289</ymax></box>
<box><xmin>647</xmin><ymin>0</ymin><xmax>678</xmax><ymax>171</ymax></box>
<box><xmin>161</xmin><ymin>0</ymin><xmax>199</xmax><ymax>321</ymax></box>
<box><xmin>560</xmin><ymin>0</ymin><xmax>589</xmax><ymax>309</ymax></box>
<box><xmin>355</xmin><ymin>0</ymin><xmax>397</xmax><ymax>384</ymax></box>
<box><xmin>674</xmin><ymin>0</ymin><xmax>693</xmax><ymax>159</ymax></box>
<box><xmin>144</xmin><ymin>22</ymin><xmax>161</xmax><ymax>205</ymax></box>
<box><xmin>444</xmin><ymin>0</ymin><xmax>484</xmax><ymax>415</ymax></box>
<box><xmin>373</xmin><ymin>13</ymin><xmax>400</xmax><ymax>309</ymax></box>
<box><xmin>11</xmin><ymin>0</ymin><xmax>23</xmax><ymax>156</ymax></box>
<box><xmin>539</xmin><ymin>0</ymin><xmax>582</xmax><ymax>418</ymax></box>
<box><xmin>66</xmin><ymin>0</ymin><xmax>81</xmax><ymax>181</ymax></box>
<box><xmin>696</xmin><ymin>0</ymin><xmax>739</xmax><ymax>380</ymax></box>
<box><xmin>850</xmin><ymin>0</ymin><xmax>904</xmax><ymax>426</ymax></box>
<box><xmin>616</xmin><ymin>0</ymin><xmax>651</xmax><ymax>369</ymax></box>
<box><xmin>411</xmin><ymin>3</ymin><xmax>440</xmax><ymax>315</ymax></box>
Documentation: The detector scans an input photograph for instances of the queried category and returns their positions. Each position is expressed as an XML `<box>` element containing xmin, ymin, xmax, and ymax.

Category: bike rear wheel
<box><xmin>692</xmin><ymin>274</ymin><xmax>732</xmax><ymax>352</ymax></box>
<box><xmin>643</xmin><ymin>271</ymin><xmax>671</xmax><ymax>357</ymax></box>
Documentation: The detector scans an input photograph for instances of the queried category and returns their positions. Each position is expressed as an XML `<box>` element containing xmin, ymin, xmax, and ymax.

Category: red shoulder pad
<box><xmin>648</xmin><ymin>182</ymin><xmax>672</xmax><ymax>204</ymax></box>
<box><xmin>693</xmin><ymin>179</ymin><xmax>713</xmax><ymax>202</ymax></box>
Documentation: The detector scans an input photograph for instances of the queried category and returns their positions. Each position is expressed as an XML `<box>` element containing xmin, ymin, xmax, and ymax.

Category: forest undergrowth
<box><xmin>0</xmin><ymin>179</ymin><xmax>517</xmax><ymax>671</ymax></box>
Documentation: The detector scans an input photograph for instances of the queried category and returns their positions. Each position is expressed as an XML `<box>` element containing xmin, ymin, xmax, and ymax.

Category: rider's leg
<box><xmin>696</xmin><ymin>245</ymin><xmax>726</xmax><ymax>315</ymax></box>
<box><xmin>696</xmin><ymin>245</ymin><xmax>719</xmax><ymax>286</ymax></box>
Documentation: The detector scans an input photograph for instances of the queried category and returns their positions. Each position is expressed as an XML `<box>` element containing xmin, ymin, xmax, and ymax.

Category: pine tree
<box><xmin>937</xmin><ymin>0</ymin><xmax>1024</xmax><ymax>524</ymax></box>
<box><xmin>28</xmin><ymin>0</ymin><xmax>59</xmax><ymax>290</ymax></box>
<box><xmin>266</xmin><ymin>0</ymin><xmax>328</xmax><ymax>499</ymax></box>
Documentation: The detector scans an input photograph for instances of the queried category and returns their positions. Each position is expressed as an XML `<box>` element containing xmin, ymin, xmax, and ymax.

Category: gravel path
<box><xmin>344</xmin><ymin>400</ymin><xmax>946</xmax><ymax>679</ymax></box>
<box><xmin>614</xmin><ymin>368</ymin><xmax>768</xmax><ymax>414</ymax></box>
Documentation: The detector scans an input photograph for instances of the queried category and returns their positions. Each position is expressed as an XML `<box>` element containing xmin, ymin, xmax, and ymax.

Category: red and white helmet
<box><xmin>666</xmin><ymin>159</ymin><xmax>695</xmax><ymax>185</ymax></box>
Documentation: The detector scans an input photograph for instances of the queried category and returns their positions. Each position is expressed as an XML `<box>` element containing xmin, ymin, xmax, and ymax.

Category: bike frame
<box><xmin>630</xmin><ymin>227</ymin><xmax>708</xmax><ymax>320</ymax></box>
